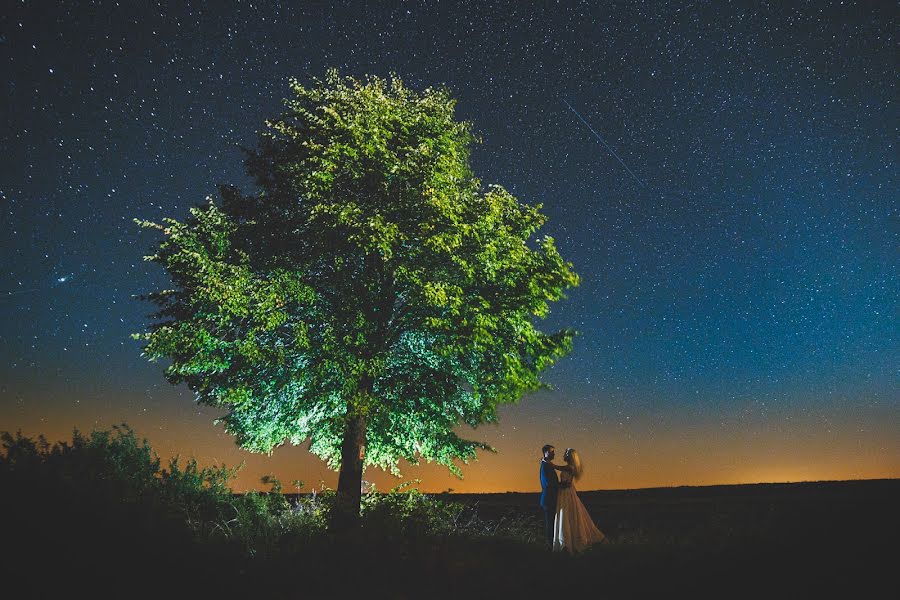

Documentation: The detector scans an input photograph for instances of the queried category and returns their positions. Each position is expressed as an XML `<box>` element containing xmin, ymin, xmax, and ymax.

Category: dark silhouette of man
<box><xmin>540</xmin><ymin>444</ymin><xmax>559</xmax><ymax>547</ymax></box>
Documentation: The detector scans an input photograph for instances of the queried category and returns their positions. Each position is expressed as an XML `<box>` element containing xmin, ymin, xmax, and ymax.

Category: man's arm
<box><xmin>542</xmin><ymin>462</ymin><xmax>559</xmax><ymax>489</ymax></box>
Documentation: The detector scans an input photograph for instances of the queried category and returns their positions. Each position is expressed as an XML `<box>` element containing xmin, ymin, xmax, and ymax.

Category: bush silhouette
<box><xmin>5</xmin><ymin>425</ymin><xmax>891</xmax><ymax>598</ymax></box>
<box><xmin>0</xmin><ymin>425</ymin><xmax>245</xmax><ymax>594</ymax></box>
<box><xmin>0</xmin><ymin>424</ymin><xmax>544</xmax><ymax>597</ymax></box>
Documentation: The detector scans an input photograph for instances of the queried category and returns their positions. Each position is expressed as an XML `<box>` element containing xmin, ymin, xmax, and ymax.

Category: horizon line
<box><xmin>252</xmin><ymin>477</ymin><xmax>900</xmax><ymax>495</ymax></box>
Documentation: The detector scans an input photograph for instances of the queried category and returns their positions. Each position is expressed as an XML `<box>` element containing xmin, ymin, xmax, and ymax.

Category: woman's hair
<box><xmin>564</xmin><ymin>448</ymin><xmax>583</xmax><ymax>480</ymax></box>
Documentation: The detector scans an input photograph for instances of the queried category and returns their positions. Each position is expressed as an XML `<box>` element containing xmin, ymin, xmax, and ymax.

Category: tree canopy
<box><xmin>135</xmin><ymin>71</ymin><xmax>579</xmax><ymax>502</ymax></box>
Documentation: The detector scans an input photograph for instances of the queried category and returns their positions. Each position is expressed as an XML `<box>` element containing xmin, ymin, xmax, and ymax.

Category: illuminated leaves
<box><xmin>136</xmin><ymin>72</ymin><xmax>578</xmax><ymax>479</ymax></box>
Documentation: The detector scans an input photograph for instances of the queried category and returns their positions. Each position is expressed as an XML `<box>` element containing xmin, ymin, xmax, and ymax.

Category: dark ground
<box><xmin>450</xmin><ymin>478</ymin><xmax>900</xmax><ymax>541</ymax></box>
<box><xmin>4</xmin><ymin>479</ymin><xmax>897</xmax><ymax>599</ymax></box>
<box><xmin>441</xmin><ymin>479</ymin><xmax>899</xmax><ymax>598</ymax></box>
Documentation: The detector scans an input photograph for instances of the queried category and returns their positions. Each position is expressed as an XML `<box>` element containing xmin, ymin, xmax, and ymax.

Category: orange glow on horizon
<box><xmin>6</xmin><ymin>401</ymin><xmax>898</xmax><ymax>494</ymax></box>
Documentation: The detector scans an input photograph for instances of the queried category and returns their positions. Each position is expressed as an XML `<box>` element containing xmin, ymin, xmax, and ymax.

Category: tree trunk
<box><xmin>331</xmin><ymin>412</ymin><xmax>367</xmax><ymax>531</ymax></box>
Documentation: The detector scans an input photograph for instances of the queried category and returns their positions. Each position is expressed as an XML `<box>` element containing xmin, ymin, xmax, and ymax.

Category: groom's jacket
<box><xmin>539</xmin><ymin>460</ymin><xmax>559</xmax><ymax>509</ymax></box>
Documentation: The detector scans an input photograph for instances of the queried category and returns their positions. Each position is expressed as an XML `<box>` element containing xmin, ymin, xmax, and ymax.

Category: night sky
<box><xmin>2</xmin><ymin>1</ymin><xmax>897</xmax><ymax>493</ymax></box>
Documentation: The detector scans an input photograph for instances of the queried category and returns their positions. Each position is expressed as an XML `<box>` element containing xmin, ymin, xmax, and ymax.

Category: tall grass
<box><xmin>0</xmin><ymin>426</ymin><xmax>542</xmax><ymax>562</ymax></box>
<box><xmin>2</xmin><ymin>425</ymin><xmax>893</xmax><ymax>598</ymax></box>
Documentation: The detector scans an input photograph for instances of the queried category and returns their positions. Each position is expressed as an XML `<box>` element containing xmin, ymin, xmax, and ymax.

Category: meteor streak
<box><xmin>562</xmin><ymin>98</ymin><xmax>645</xmax><ymax>187</ymax></box>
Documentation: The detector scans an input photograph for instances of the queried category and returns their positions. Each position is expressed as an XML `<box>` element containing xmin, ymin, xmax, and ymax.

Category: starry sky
<box><xmin>2</xmin><ymin>1</ymin><xmax>897</xmax><ymax>493</ymax></box>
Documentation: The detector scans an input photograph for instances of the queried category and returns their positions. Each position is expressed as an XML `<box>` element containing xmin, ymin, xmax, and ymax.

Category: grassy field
<box><xmin>405</xmin><ymin>479</ymin><xmax>899</xmax><ymax>597</ymax></box>
<box><xmin>3</xmin><ymin>428</ymin><xmax>896</xmax><ymax>598</ymax></box>
<box><xmin>271</xmin><ymin>479</ymin><xmax>899</xmax><ymax>598</ymax></box>
<box><xmin>244</xmin><ymin>480</ymin><xmax>899</xmax><ymax>597</ymax></box>
<box><xmin>449</xmin><ymin>478</ymin><xmax>900</xmax><ymax>545</ymax></box>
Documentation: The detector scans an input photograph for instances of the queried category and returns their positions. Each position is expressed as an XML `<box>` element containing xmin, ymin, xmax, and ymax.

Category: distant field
<box><xmin>6</xmin><ymin>427</ymin><xmax>894</xmax><ymax>598</ymax></box>
<box><xmin>7</xmin><ymin>477</ymin><xmax>897</xmax><ymax>598</ymax></box>
<box><xmin>444</xmin><ymin>478</ymin><xmax>900</xmax><ymax>544</ymax></box>
<box><xmin>430</xmin><ymin>479</ymin><xmax>900</xmax><ymax>596</ymax></box>
<box><xmin>281</xmin><ymin>478</ymin><xmax>900</xmax><ymax>542</ymax></box>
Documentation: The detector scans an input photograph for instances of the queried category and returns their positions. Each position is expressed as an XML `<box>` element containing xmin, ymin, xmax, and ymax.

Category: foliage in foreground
<box><xmin>1</xmin><ymin>427</ymin><xmax>893</xmax><ymax>598</ymax></box>
<box><xmin>0</xmin><ymin>425</ymin><xmax>539</xmax><ymax>559</ymax></box>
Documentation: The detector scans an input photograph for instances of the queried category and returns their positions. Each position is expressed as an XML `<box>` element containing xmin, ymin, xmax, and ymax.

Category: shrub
<box><xmin>360</xmin><ymin>480</ymin><xmax>466</xmax><ymax>540</ymax></box>
<box><xmin>0</xmin><ymin>425</ymin><xmax>241</xmax><ymax>543</ymax></box>
<box><xmin>1</xmin><ymin>425</ymin><xmax>543</xmax><ymax>581</ymax></box>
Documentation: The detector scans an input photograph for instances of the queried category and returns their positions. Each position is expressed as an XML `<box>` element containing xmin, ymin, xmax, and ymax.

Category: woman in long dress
<box><xmin>552</xmin><ymin>448</ymin><xmax>607</xmax><ymax>553</ymax></box>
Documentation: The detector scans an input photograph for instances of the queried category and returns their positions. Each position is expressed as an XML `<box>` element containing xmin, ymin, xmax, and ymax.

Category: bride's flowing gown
<box><xmin>552</xmin><ymin>470</ymin><xmax>606</xmax><ymax>553</ymax></box>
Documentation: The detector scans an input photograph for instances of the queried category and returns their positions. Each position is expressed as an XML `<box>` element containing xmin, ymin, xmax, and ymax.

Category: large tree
<box><xmin>135</xmin><ymin>71</ymin><xmax>579</xmax><ymax>526</ymax></box>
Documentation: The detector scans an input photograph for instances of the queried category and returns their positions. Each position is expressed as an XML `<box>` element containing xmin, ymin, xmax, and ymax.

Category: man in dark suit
<box><xmin>540</xmin><ymin>444</ymin><xmax>559</xmax><ymax>547</ymax></box>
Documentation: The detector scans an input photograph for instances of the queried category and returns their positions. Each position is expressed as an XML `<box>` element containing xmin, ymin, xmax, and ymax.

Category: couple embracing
<box><xmin>540</xmin><ymin>444</ymin><xmax>607</xmax><ymax>553</ymax></box>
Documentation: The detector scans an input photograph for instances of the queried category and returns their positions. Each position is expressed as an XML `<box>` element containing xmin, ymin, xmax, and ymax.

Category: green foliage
<box><xmin>208</xmin><ymin>477</ymin><xmax>329</xmax><ymax>559</ymax></box>
<box><xmin>357</xmin><ymin>481</ymin><xmax>543</xmax><ymax>546</ymax></box>
<box><xmin>360</xmin><ymin>480</ymin><xmax>465</xmax><ymax>539</ymax></box>
<box><xmin>0</xmin><ymin>425</ymin><xmax>237</xmax><ymax>528</ymax></box>
<box><xmin>0</xmin><ymin>426</ymin><xmax>538</xmax><ymax>561</ymax></box>
<box><xmin>0</xmin><ymin>426</ymin><xmax>317</xmax><ymax>558</ymax></box>
<box><xmin>135</xmin><ymin>70</ymin><xmax>579</xmax><ymax>478</ymax></box>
